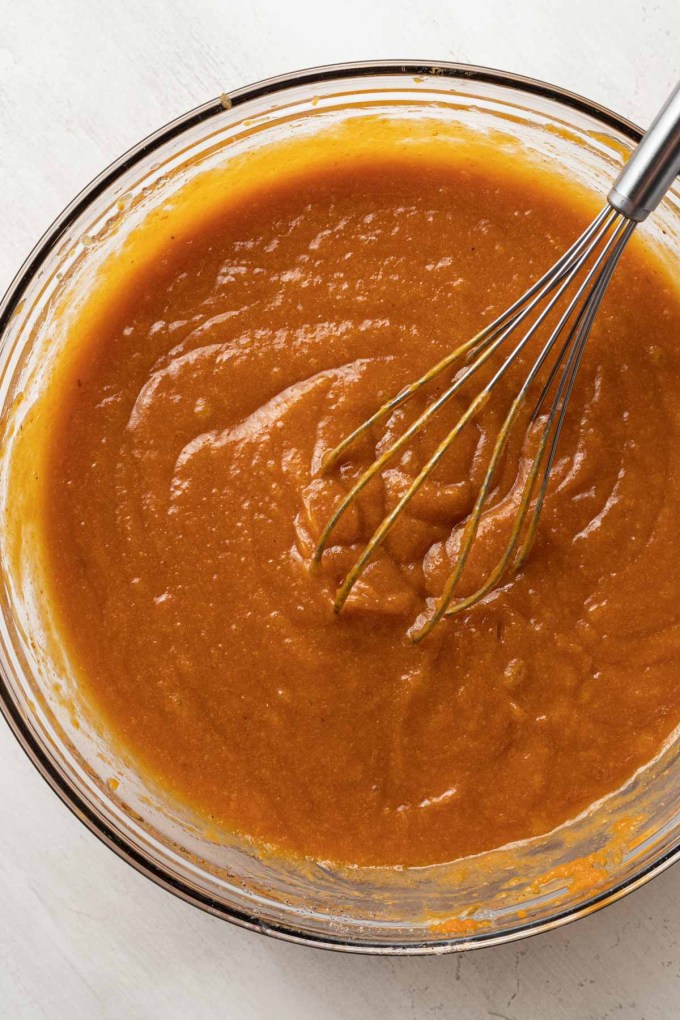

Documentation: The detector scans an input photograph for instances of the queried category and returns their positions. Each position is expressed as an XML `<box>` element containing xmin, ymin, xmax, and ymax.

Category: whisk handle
<box><xmin>608</xmin><ymin>80</ymin><xmax>680</xmax><ymax>221</ymax></box>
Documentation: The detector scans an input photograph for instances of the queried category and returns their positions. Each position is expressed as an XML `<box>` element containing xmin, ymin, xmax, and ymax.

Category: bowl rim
<box><xmin>1</xmin><ymin>58</ymin><xmax>675</xmax><ymax>956</ymax></box>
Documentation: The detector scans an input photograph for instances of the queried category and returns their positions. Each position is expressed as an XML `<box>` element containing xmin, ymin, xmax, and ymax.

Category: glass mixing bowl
<box><xmin>1</xmin><ymin>61</ymin><xmax>679</xmax><ymax>955</ymax></box>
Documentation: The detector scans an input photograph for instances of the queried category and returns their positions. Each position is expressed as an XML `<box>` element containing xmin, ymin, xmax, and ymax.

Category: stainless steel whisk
<box><xmin>313</xmin><ymin>81</ymin><xmax>680</xmax><ymax>642</ymax></box>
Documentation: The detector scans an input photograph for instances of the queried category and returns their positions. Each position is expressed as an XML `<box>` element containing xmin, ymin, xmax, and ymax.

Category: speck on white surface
<box><xmin>1</xmin><ymin>2</ymin><xmax>680</xmax><ymax>1017</ymax></box>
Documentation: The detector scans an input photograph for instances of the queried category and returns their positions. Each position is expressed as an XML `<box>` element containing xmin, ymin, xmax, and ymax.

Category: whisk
<box><xmin>312</xmin><ymin>80</ymin><xmax>680</xmax><ymax>642</ymax></box>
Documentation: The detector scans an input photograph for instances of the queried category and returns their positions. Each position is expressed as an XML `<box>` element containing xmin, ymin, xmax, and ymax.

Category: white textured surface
<box><xmin>1</xmin><ymin>2</ymin><xmax>680</xmax><ymax>1017</ymax></box>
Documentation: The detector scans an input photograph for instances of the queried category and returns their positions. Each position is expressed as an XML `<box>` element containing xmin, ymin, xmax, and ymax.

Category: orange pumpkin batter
<box><xmin>35</xmin><ymin>122</ymin><xmax>680</xmax><ymax>866</ymax></box>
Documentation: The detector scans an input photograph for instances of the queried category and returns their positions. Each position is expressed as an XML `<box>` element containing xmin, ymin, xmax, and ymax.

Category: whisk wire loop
<box><xmin>313</xmin><ymin>207</ymin><xmax>636</xmax><ymax>636</ymax></box>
